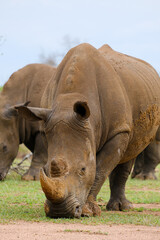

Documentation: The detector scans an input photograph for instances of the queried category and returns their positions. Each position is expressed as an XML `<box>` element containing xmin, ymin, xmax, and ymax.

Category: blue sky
<box><xmin>0</xmin><ymin>0</ymin><xmax>160</xmax><ymax>85</ymax></box>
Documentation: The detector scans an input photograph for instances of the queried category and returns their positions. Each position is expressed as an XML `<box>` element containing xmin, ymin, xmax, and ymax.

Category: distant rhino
<box><xmin>0</xmin><ymin>64</ymin><xmax>56</xmax><ymax>180</ymax></box>
<box><xmin>132</xmin><ymin>127</ymin><xmax>160</xmax><ymax>180</ymax></box>
<box><xmin>16</xmin><ymin>44</ymin><xmax>160</xmax><ymax>218</ymax></box>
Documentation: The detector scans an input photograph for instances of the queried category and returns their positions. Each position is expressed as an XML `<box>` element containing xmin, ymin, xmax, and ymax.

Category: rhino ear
<box><xmin>15</xmin><ymin>106</ymin><xmax>52</xmax><ymax>122</ymax></box>
<box><xmin>73</xmin><ymin>101</ymin><xmax>90</xmax><ymax>120</ymax></box>
<box><xmin>3</xmin><ymin>101</ymin><xmax>30</xmax><ymax>119</ymax></box>
<box><xmin>4</xmin><ymin>108</ymin><xmax>18</xmax><ymax>119</ymax></box>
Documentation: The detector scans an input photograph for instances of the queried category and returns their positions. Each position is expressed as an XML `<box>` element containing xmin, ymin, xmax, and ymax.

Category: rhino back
<box><xmin>99</xmin><ymin>44</ymin><xmax>160</xmax><ymax>115</ymax></box>
<box><xmin>99</xmin><ymin>45</ymin><xmax>160</xmax><ymax>161</ymax></box>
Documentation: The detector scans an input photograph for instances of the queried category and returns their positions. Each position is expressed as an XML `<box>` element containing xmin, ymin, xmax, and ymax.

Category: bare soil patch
<box><xmin>134</xmin><ymin>203</ymin><xmax>160</xmax><ymax>209</ymax></box>
<box><xmin>132</xmin><ymin>187</ymin><xmax>160</xmax><ymax>193</ymax></box>
<box><xmin>0</xmin><ymin>221</ymin><xmax>160</xmax><ymax>240</ymax></box>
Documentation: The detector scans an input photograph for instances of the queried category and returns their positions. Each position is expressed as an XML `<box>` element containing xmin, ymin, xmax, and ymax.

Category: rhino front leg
<box><xmin>22</xmin><ymin>133</ymin><xmax>47</xmax><ymax>181</ymax></box>
<box><xmin>82</xmin><ymin>132</ymin><xmax>130</xmax><ymax>216</ymax></box>
<box><xmin>107</xmin><ymin>159</ymin><xmax>134</xmax><ymax>211</ymax></box>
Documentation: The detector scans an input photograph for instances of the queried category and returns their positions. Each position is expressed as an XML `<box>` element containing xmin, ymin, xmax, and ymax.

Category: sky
<box><xmin>0</xmin><ymin>0</ymin><xmax>160</xmax><ymax>86</ymax></box>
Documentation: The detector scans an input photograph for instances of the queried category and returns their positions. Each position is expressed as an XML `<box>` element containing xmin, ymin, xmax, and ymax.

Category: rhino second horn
<box><xmin>40</xmin><ymin>168</ymin><xmax>67</xmax><ymax>203</ymax></box>
<box><xmin>51</xmin><ymin>158</ymin><xmax>68</xmax><ymax>177</ymax></box>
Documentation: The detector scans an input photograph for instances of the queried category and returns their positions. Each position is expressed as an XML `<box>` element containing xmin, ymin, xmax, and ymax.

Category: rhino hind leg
<box><xmin>22</xmin><ymin>133</ymin><xmax>47</xmax><ymax>181</ymax></box>
<box><xmin>106</xmin><ymin>159</ymin><xmax>134</xmax><ymax>211</ymax></box>
<box><xmin>131</xmin><ymin>152</ymin><xmax>144</xmax><ymax>179</ymax></box>
<box><xmin>132</xmin><ymin>139</ymin><xmax>160</xmax><ymax>180</ymax></box>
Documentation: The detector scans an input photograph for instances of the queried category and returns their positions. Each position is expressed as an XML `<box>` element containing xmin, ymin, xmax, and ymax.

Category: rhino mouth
<box><xmin>44</xmin><ymin>196</ymin><xmax>83</xmax><ymax>218</ymax></box>
<box><xmin>0</xmin><ymin>168</ymin><xmax>9</xmax><ymax>181</ymax></box>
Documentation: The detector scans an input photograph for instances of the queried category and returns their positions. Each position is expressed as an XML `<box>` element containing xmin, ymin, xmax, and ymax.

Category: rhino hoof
<box><xmin>82</xmin><ymin>199</ymin><xmax>101</xmax><ymax>217</ymax></box>
<box><xmin>134</xmin><ymin>172</ymin><xmax>157</xmax><ymax>180</ymax></box>
<box><xmin>106</xmin><ymin>198</ymin><xmax>133</xmax><ymax>211</ymax></box>
<box><xmin>22</xmin><ymin>169</ymin><xmax>40</xmax><ymax>181</ymax></box>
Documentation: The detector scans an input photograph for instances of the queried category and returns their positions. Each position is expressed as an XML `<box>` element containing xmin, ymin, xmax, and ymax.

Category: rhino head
<box><xmin>0</xmin><ymin>106</ymin><xmax>20</xmax><ymax>180</ymax></box>
<box><xmin>16</xmin><ymin>95</ymin><xmax>96</xmax><ymax>218</ymax></box>
<box><xmin>0</xmin><ymin>102</ymin><xmax>30</xmax><ymax>180</ymax></box>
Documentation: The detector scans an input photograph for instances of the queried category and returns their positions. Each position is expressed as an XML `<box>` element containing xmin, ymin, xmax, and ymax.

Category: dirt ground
<box><xmin>1</xmin><ymin>203</ymin><xmax>160</xmax><ymax>240</ymax></box>
<box><xmin>0</xmin><ymin>221</ymin><xmax>160</xmax><ymax>240</ymax></box>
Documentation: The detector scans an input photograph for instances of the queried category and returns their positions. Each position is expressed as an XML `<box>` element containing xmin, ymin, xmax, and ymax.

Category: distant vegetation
<box><xmin>0</xmin><ymin>86</ymin><xmax>2</xmax><ymax>91</ymax></box>
<box><xmin>39</xmin><ymin>35</ymin><xmax>80</xmax><ymax>66</ymax></box>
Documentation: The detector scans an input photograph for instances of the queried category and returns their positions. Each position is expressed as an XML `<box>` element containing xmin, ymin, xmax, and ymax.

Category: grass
<box><xmin>0</xmin><ymin>86</ymin><xmax>2</xmax><ymax>91</ymax></box>
<box><xmin>0</xmin><ymin>153</ymin><xmax>160</xmax><ymax>226</ymax></box>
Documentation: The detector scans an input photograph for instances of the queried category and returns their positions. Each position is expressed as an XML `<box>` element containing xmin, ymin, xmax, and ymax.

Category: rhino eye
<box><xmin>79</xmin><ymin>167</ymin><xmax>86</xmax><ymax>176</ymax></box>
<box><xmin>81</xmin><ymin>167</ymin><xmax>86</xmax><ymax>172</ymax></box>
<box><xmin>3</xmin><ymin>145</ymin><xmax>7</xmax><ymax>153</ymax></box>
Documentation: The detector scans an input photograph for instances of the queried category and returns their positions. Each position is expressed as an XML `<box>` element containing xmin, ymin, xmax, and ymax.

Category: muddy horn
<box><xmin>40</xmin><ymin>168</ymin><xmax>67</xmax><ymax>203</ymax></box>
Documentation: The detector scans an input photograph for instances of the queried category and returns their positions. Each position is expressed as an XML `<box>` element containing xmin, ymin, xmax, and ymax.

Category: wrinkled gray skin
<box><xmin>16</xmin><ymin>44</ymin><xmax>160</xmax><ymax>218</ymax></box>
<box><xmin>131</xmin><ymin>127</ymin><xmax>160</xmax><ymax>180</ymax></box>
<box><xmin>0</xmin><ymin>64</ymin><xmax>56</xmax><ymax>181</ymax></box>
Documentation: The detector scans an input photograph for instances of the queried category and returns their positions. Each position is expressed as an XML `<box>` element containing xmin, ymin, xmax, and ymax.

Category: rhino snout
<box><xmin>44</xmin><ymin>198</ymin><xmax>82</xmax><ymax>218</ymax></box>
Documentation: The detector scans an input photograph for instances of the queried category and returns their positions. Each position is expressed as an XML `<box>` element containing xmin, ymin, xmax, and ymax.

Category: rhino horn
<box><xmin>40</xmin><ymin>168</ymin><xmax>67</xmax><ymax>203</ymax></box>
